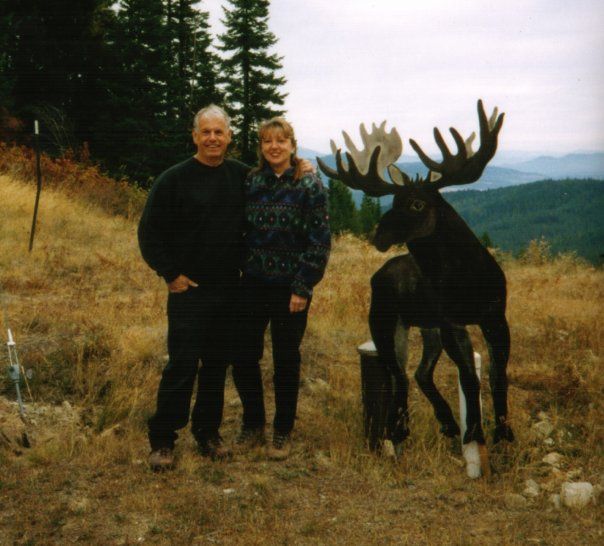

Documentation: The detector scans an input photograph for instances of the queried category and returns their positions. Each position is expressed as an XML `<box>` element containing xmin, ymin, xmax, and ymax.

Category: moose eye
<box><xmin>409</xmin><ymin>199</ymin><xmax>425</xmax><ymax>212</ymax></box>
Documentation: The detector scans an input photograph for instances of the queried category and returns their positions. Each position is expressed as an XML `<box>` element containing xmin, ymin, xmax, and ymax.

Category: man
<box><xmin>138</xmin><ymin>105</ymin><xmax>248</xmax><ymax>470</ymax></box>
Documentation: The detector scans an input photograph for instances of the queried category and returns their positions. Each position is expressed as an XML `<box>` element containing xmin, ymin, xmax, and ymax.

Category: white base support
<box><xmin>463</xmin><ymin>442</ymin><xmax>482</xmax><ymax>478</ymax></box>
<box><xmin>382</xmin><ymin>439</ymin><xmax>396</xmax><ymax>459</ymax></box>
<box><xmin>357</xmin><ymin>340</ymin><xmax>377</xmax><ymax>355</ymax></box>
<box><xmin>458</xmin><ymin>351</ymin><xmax>484</xmax><ymax>479</ymax></box>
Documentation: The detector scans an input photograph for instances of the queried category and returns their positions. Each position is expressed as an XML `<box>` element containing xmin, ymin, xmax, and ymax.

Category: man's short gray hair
<box><xmin>193</xmin><ymin>104</ymin><xmax>231</xmax><ymax>131</ymax></box>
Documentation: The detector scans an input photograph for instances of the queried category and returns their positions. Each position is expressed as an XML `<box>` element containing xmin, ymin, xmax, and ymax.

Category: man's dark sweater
<box><xmin>138</xmin><ymin>157</ymin><xmax>249</xmax><ymax>283</ymax></box>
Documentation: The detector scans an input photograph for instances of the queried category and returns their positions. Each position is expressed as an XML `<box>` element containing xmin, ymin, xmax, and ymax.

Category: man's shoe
<box><xmin>198</xmin><ymin>435</ymin><xmax>232</xmax><ymax>461</ymax></box>
<box><xmin>149</xmin><ymin>447</ymin><xmax>175</xmax><ymax>471</ymax></box>
<box><xmin>235</xmin><ymin>427</ymin><xmax>266</xmax><ymax>450</ymax></box>
<box><xmin>267</xmin><ymin>432</ymin><xmax>291</xmax><ymax>461</ymax></box>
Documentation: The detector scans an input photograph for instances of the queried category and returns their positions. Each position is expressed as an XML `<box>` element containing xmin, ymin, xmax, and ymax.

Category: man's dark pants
<box><xmin>232</xmin><ymin>277</ymin><xmax>310</xmax><ymax>436</ymax></box>
<box><xmin>148</xmin><ymin>279</ymin><xmax>237</xmax><ymax>450</ymax></box>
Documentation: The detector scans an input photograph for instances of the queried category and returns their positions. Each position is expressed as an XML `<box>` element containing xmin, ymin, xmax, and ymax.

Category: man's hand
<box><xmin>289</xmin><ymin>294</ymin><xmax>308</xmax><ymax>313</ymax></box>
<box><xmin>168</xmin><ymin>274</ymin><xmax>199</xmax><ymax>293</ymax></box>
<box><xmin>298</xmin><ymin>159</ymin><xmax>316</xmax><ymax>175</ymax></box>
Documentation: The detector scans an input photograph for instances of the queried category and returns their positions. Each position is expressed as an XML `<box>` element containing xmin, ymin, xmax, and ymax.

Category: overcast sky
<box><xmin>203</xmin><ymin>0</ymin><xmax>604</xmax><ymax>157</ymax></box>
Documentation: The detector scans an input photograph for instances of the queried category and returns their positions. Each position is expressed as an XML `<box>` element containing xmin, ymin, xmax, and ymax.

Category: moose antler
<box><xmin>410</xmin><ymin>99</ymin><xmax>504</xmax><ymax>189</ymax></box>
<box><xmin>317</xmin><ymin>100</ymin><xmax>504</xmax><ymax>195</ymax></box>
<box><xmin>317</xmin><ymin>121</ymin><xmax>404</xmax><ymax>197</ymax></box>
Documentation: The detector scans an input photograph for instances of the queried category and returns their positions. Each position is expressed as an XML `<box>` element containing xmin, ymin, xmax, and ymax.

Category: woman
<box><xmin>232</xmin><ymin>117</ymin><xmax>331</xmax><ymax>460</ymax></box>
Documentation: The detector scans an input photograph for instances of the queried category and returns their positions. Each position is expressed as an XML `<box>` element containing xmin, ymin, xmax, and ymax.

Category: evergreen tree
<box><xmin>98</xmin><ymin>0</ymin><xmax>169</xmax><ymax>182</ymax></box>
<box><xmin>188</xmin><ymin>8</ymin><xmax>222</xmax><ymax>114</ymax></box>
<box><xmin>3</xmin><ymin>0</ymin><xmax>115</xmax><ymax>151</ymax></box>
<box><xmin>0</xmin><ymin>1</ymin><xmax>15</xmax><ymax>111</ymax></box>
<box><xmin>479</xmin><ymin>231</ymin><xmax>493</xmax><ymax>248</ymax></box>
<box><xmin>164</xmin><ymin>1</ymin><xmax>221</xmax><ymax>163</ymax></box>
<box><xmin>328</xmin><ymin>179</ymin><xmax>359</xmax><ymax>234</ymax></box>
<box><xmin>217</xmin><ymin>0</ymin><xmax>286</xmax><ymax>164</ymax></box>
<box><xmin>358</xmin><ymin>194</ymin><xmax>382</xmax><ymax>236</ymax></box>
<box><xmin>98</xmin><ymin>0</ymin><xmax>220</xmax><ymax>184</ymax></box>
<box><xmin>1</xmin><ymin>0</ymin><xmax>221</xmax><ymax>184</ymax></box>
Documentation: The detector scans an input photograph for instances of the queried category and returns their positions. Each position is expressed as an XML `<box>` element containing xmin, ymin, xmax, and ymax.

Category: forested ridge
<box><xmin>444</xmin><ymin>178</ymin><xmax>604</xmax><ymax>263</ymax></box>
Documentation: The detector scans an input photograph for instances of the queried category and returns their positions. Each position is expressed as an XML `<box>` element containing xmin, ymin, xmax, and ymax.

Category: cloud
<box><xmin>204</xmin><ymin>0</ymin><xmax>604</xmax><ymax>154</ymax></box>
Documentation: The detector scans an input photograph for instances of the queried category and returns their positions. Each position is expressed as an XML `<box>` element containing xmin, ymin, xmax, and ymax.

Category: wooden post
<box><xmin>357</xmin><ymin>341</ymin><xmax>394</xmax><ymax>451</ymax></box>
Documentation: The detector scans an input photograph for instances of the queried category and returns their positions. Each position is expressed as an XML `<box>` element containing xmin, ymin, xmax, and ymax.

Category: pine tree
<box><xmin>2</xmin><ymin>0</ymin><xmax>222</xmax><ymax>183</ymax></box>
<box><xmin>3</xmin><ymin>0</ymin><xmax>115</xmax><ymax>151</ymax></box>
<box><xmin>163</xmin><ymin>1</ymin><xmax>221</xmax><ymax>164</ymax></box>
<box><xmin>188</xmin><ymin>8</ymin><xmax>221</xmax><ymax>114</ymax></box>
<box><xmin>328</xmin><ymin>179</ymin><xmax>359</xmax><ymax>235</ymax></box>
<box><xmin>165</xmin><ymin>1</ymin><xmax>220</xmax><ymax>123</ymax></box>
<box><xmin>358</xmin><ymin>194</ymin><xmax>382</xmax><ymax>236</ymax></box>
<box><xmin>97</xmin><ymin>0</ymin><xmax>169</xmax><ymax>182</ymax></box>
<box><xmin>98</xmin><ymin>0</ymin><xmax>220</xmax><ymax>184</ymax></box>
<box><xmin>217</xmin><ymin>0</ymin><xmax>287</xmax><ymax>164</ymax></box>
<box><xmin>479</xmin><ymin>231</ymin><xmax>494</xmax><ymax>248</ymax></box>
<box><xmin>0</xmin><ymin>1</ymin><xmax>15</xmax><ymax>111</ymax></box>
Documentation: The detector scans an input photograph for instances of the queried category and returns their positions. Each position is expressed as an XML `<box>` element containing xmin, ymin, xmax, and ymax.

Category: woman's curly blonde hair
<box><xmin>255</xmin><ymin>117</ymin><xmax>304</xmax><ymax>180</ymax></box>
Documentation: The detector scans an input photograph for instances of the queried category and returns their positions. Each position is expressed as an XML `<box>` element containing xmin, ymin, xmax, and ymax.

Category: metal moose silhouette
<box><xmin>318</xmin><ymin>100</ymin><xmax>514</xmax><ymax>472</ymax></box>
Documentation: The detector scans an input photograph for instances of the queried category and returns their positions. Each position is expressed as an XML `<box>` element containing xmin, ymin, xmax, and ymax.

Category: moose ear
<box><xmin>388</xmin><ymin>164</ymin><xmax>412</xmax><ymax>187</ymax></box>
<box><xmin>429</xmin><ymin>171</ymin><xmax>443</xmax><ymax>183</ymax></box>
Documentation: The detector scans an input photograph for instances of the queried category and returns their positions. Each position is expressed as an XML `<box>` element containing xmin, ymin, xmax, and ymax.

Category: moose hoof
<box><xmin>381</xmin><ymin>438</ymin><xmax>405</xmax><ymax>459</ymax></box>
<box><xmin>494</xmin><ymin>424</ymin><xmax>515</xmax><ymax>444</ymax></box>
<box><xmin>381</xmin><ymin>439</ymin><xmax>397</xmax><ymax>459</ymax></box>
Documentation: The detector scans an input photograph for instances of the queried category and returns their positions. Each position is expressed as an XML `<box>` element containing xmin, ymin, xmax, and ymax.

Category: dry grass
<box><xmin>0</xmin><ymin>142</ymin><xmax>145</xmax><ymax>218</ymax></box>
<box><xmin>0</xmin><ymin>164</ymin><xmax>602</xmax><ymax>545</ymax></box>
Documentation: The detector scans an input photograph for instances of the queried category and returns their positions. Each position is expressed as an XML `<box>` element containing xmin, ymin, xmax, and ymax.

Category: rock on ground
<box><xmin>560</xmin><ymin>482</ymin><xmax>594</xmax><ymax>509</ymax></box>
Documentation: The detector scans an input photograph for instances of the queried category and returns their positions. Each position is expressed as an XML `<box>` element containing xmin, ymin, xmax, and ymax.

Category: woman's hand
<box><xmin>289</xmin><ymin>294</ymin><xmax>308</xmax><ymax>313</ymax></box>
<box><xmin>168</xmin><ymin>274</ymin><xmax>199</xmax><ymax>293</ymax></box>
<box><xmin>298</xmin><ymin>159</ymin><xmax>315</xmax><ymax>174</ymax></box>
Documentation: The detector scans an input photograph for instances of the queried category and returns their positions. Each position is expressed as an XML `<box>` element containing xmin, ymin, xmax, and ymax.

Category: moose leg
<box><xmin>441</xmin><ymin>325</ymin><xmax>485</xmax><ymax>445</ymax></box>
<box><xmin>369</xmin><ymin>290</ymin><xmax>410</xmax><ymax>444</ymax></box>
<box><xmin>480</xmin><ymin>317</ymin><xmax>514</xmax><ymax>443</ymax></box>
<box><xmin>414</xmin><ymin>328</ymin><xmax>460</xmax><ymax>438</ymax></box>
<box><xmin>390</xmin><ymin>320</ymin><xmax>411</xmax><ymax>444</ymax></box>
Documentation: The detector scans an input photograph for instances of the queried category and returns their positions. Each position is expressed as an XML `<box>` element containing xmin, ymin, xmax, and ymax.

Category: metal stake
<box><xmin>6</xmin><ymin>328</ymin><xmax>26</xmax><ymax>419</ymax></box>
<box><xmin>28</xmin><ymin>120</ymin><xmax>43</xmax><ymax>252</ymax></box>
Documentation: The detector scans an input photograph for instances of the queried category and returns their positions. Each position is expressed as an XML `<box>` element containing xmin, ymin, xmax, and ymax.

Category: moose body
<box><xmin>318</xmin><ymin>100</ymin><xmax>514</xmax><ymax>458</ymax></box>
<box><xmin>376</xmin><ymin>194</ymin><xmax>507</xmax><ymax>324</ymax></box>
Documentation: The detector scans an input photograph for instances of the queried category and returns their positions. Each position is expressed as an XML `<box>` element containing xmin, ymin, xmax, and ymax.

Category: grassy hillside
<box><xmin>444</xmin><ymin>179</ymin><xmax>604</xmax><ymax>263</ymax></box>
<box><xmin>0</xmin><ymin>155</ymin><xmax>602</xmax><ymax>544</ymax></box>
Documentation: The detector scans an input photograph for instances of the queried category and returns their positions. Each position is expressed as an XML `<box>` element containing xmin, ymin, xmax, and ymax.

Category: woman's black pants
<box><xmin>232</xmin><ymin>277</ymin><xmax>310</xmax><ymax>436</ymax></box>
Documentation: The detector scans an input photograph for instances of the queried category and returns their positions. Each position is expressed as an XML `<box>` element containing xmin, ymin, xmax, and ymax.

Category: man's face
<box><xmin>192</xmin><ymin>116</ymin><xmax>232</xmax><ymax>165</ymax></box>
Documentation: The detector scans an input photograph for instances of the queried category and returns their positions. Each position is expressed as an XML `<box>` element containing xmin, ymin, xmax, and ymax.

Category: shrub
<box><xmin>0</xmin><ymin>142</ymin><xmax>146</xmax><ymax>219</ymax></box>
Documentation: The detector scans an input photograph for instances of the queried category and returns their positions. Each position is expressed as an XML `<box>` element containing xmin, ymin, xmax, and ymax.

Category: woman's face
<box><xmin>261</xmin><ymin>128</ymin><xmax>294</xmax><ymax>174</ymax></box>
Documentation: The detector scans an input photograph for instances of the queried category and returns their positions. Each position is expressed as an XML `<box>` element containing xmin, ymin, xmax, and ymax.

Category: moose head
<box><xmin>317</xmin><ymin>100</ymin><xmax>504</xmax><ymax>251</ymax></box>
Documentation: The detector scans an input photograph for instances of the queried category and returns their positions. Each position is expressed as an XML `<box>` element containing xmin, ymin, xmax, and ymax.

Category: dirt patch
<box><xmin>0</xmin><ymin>396</ymin><xmax>89</xmax><ymax>457</ymax></box>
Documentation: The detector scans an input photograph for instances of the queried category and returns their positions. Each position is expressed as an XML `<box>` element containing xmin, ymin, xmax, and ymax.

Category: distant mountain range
<box><xmin>300</xmin><ymin>148</ymin><xmax>604</xmax><ymax>207</ymax></box>
<box><xmin>501</xmin><ymin>153</ymin><xmax>604</xmax><ymax>179</ymax></box>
